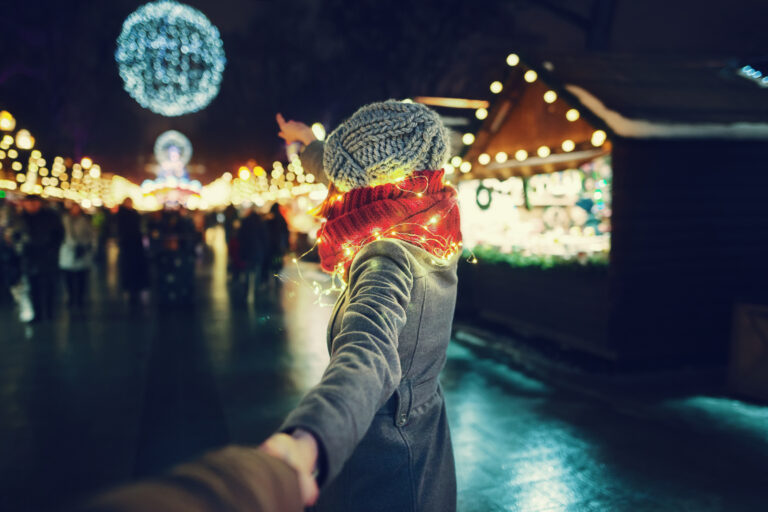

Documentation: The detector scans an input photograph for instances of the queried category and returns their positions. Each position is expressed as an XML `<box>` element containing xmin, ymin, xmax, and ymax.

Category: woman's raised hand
<box><xmin>276</xmin><ymin>113</ymin><xmax>317</xmax><ymax>146</ymax></box>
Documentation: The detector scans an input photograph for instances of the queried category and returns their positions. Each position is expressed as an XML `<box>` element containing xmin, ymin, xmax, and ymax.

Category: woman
<box><xmin>59</xmin><ymin>202</ymin><xmax>95</xmax><ymax>309</ymax></box>
<box><xmin>263</xmin><ymin>101</ymin><xmax>462</xmax><ymax>511</ymax></box>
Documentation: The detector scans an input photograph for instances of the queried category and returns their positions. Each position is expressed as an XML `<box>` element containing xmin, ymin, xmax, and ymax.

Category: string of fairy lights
<box><xmin>444</xmin><ymin>52</ymin><xmax>609</xmax><ymax>177</ymax></box>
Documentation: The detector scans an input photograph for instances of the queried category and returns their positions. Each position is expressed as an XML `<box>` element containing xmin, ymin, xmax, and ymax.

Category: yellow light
<box><xmin>15</xmin><ymin>129</ymin><xmax>34</xmax><ymax>150</ymax></box>
<box><xmin>514</xmin><ymin>149</ymin><xmax>528</xmax><ymax>161</ymax></box>
<box><xmin>311</xmin><ymin>122</ymin><xmax>326</xmax><ymax>141</ymax></box>
<box><xmin>80</xmin><ymin>157</ymin><xmax>93</xmax><ymax>169</ymax></box>
<box><xmin>238</xmin><ymin>166</ymin><xmax>250</xmax><ymax>180</ymax></box>
<box><xmin>11</xmin><ymin>161</ymin><xmax>22</xmax><ymax>171</ymax></box>
<box><xmin>591</xmin><ymin>130</ymin><xmax>607</xmax><ymax>147</ymax></box>
<box><xmin>0</xmin><ymin>111</ymin><xmax>16</xmax><ymax>131</ymax></box>
<box><xmin>495</xmin><ymin>152</ymin><xmax>508</xmax><ymax>163</ymax></box>
<box><xmin>16</xmin><ymin>173</ymin><xmax>25</xmax><ymax>182</ymax></box>
<box><xmin>561</xmin><ymin>139</ymin><xmax>575</xmax><ymax>152</ymax></box>
<box><xmin>8</xmin><ymin>149</ymin><xmax>18</xmax><ymax>159</ymax></box>
<box><xmin>450</xmin><ymin>156</ymin><xmax>462</xmax><ymax>167</ymax></box>
<box><xmin>475</xmin><ymin>108</ymin><xmax>488</xmax><ymax>120</ymax></box>
<box><xmin>444</xmin><ymin>164</ymin><xmax>455</xmax><ymax>175</ymax></box>
<box><xmin>254</xmin><ymin>165</ymin><xmax>265</xmax><ymax>177</ymax></box>
<box><xmin>462</xmin><ymin>133</ymin><xmax>475</xmax><ymax>145</ymax></box>
<box><xmin>0</xmin><ymin>150</ymin><xmax>5</xmax><ymax>159</ymax></box>
<box><xmin>543</xmin><ymin>90</ymin><xmax>557</xmax><ymax>103</ymax></box>
<box><xmin>537</xmin><ymin>146</ymin><xmax>551</xmax><ymax>158</ymax></box>
<box><xmin>459</xmin><ymin>161</ymin><xmax>472</xmax><ymax>173</ymax></box>
<box><xmin>31</xmin><ymin>150</ymin><xmax>42</xmax><ymax>159</ymax></box>
<box><xmin>490</xmin><ymin>81</ymin><xmax>503</xmax><ymax>94</ymax></box>
<box><xmin>478</xmin><ymin>153</ymin><xmax>491</xmax><ymax>165</ymax></box>
<box><xmin>89</xmin><ymin>166</ymin><xmax>101</xmax><ymax>178</ymax></box>
<box><xmin>524</xmin><ymin>70</ymin><xmax>537</xmax><ymax>83</ymax></box>
<box><xmin>222</xmin><ymin>171</ymin><xmax>232</xmax><ymax>181</ymax></box>
<box><xmin>506</xmin><ymin>53</ymin><xmax>520</xmax><ymax>67</ymax></box>
<box><xmin>566</xmin><ymin>109</ymin><xmax>580</xmax><ymax>122</ymax></box>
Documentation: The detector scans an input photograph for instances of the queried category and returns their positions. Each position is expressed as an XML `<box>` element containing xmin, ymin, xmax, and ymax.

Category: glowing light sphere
<box><xmin>116</xmin><ymin>0</ymin><xmax>226</xmax><ymax>117</ymax></box>
<box><xmin>154</xmin><ymin>130</ymin><xmax>193</xmax><ymax>166</ymax></box>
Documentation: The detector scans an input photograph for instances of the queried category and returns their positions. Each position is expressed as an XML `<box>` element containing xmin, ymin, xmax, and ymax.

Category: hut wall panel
<box><xmin>609</xmin><ymin>138</ymin><xmax>768</xmax><ymax>364</ymax></box>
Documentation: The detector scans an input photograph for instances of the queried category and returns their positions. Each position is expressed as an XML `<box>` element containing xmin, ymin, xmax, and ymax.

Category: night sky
<box><xmin>2</xmin><ymin>0</ymin><xmax>525</xmax><ymax>182</ymax></box>
<box><xmin>3</xmin><ymin>0</ymin><xmax>766</xmax><ymax>183</ymax></box>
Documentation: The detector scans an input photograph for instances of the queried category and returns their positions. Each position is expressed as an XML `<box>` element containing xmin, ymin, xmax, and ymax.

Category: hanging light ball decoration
<box><xmin>115</xmin><ymin>0</ymin><xmax>226</xmax><ymax>117</ymax></box>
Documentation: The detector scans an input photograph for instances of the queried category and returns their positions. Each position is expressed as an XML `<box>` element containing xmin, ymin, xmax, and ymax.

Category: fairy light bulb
<box><xmin>514</xmin><ymin>149</ymin><xmax>528</xmax><ymax>161</ymax></box>
<box><xmin>450</xmin><ymin>156</ymin><xmax>462</xmax><ymax>167</ymax></box>
<box><xmin>566</xmin><ymin>109</ymin><xmax>580</xmax><ymax>122</ymax></box>
<box><xmin>495</xmin><ymin>152</ymin><xmax>508</xmax><ymax>163</ymax></box>
<box><xmin>591</xmin><ymin>130</ymin><xmax>607</xmax><ymax>146</ymax></box>
<box><xmin>462</xmin><ymin>133</ymin><xmax>475</xmax><ymax>145</ymax></box>
<box><xmin>524</xmin><ymin>70</ymin><xmax>537</xmax><ymax>83</ymax></box>
<box><xmin>543</xmin><ymin>90</ymin><xmax>557</xmax><ymax>103</ymax></box>
<box><xmin>478</xmin><ymin>153</ymin><xmax>491</xmax><ymax>165</ymax></box>
<box><xmin>475</xmin><ymin>108</ymin><xmax>488</xmax><ymax>120</ymax></box>
<box><xmin>506</xmin><ymin>53</ymin><xmax>520</xmax><ymax>67</ymax></box>
<box><xmin>490</xmin><ymin>81</ymin><xmax>503</xmax><ymax>94</ymax></box>
<box><xmin>537</xmin><ymin>146</ymin><xmax>551</xmax><ymax>158</ymax></box>
<box><xmin>561</xmin><ymin>139</ymin><xmax>575</xmax><ymax>152</ymax></box>
<box><xmin>459</xmin><ymin>161</ymin><xmax>472</xmax><ymax>173</ymax></box>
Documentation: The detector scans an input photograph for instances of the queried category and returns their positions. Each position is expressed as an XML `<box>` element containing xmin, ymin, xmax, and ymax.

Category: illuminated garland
<box><xmin>115</xmin><ymin>0</ymin><xmax>226</xmax><ymax>117</ymax></box>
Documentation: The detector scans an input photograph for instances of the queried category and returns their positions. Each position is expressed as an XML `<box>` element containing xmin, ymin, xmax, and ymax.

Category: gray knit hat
<box><xmin>323</xmin><ymin>100</ymin><xmax>450</xmax><ymax>192</ymax></box>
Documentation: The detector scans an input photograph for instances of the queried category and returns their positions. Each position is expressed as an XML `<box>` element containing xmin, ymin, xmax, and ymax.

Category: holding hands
<box><xmin>260</xmin><ymin>429</ymin><xmax>320</xmax><ymax>506</ymax></box>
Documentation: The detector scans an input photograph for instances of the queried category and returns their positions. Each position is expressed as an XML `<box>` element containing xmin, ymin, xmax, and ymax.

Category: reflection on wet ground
<box><xmin>0</xmin><ymin>227</ymin><xmax>766</xmax><ymax>511</ymax></box>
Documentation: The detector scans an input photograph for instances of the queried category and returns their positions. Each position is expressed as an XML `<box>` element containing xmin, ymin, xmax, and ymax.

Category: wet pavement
<box><xmin>1</xmin><ymin>227</ymin><xmax>767</xmax><ymax>511</ymax></box>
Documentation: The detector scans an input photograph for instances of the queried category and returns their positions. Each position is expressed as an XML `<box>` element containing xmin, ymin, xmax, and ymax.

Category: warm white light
<box><xmin>444</xmin><ymin>164</ymin><xmax>455</xmax><ymax>175</ymax></box>
<box><xmin>459</xmin><ymin>161</ymin><xmax>472</xmax><ymax>173</ymax></box>
<box><xmin>0</xmin><ymin>111</ymin><xmax>16</xmax><ymax>131</ymax></box>
<box><xmin>514</xmin><ymin>149</ymin><xmax>528</xmax><ymax>161</ymax></box>
<box><xmin>495</xmin><ymin>152</ymin><xmax>508</xmax><ymax>163</ymax></box>
<box><xmin>478</xmin><ymin>153</ymin><xmax>491</xmax><ymax>165</ymax></box>
<box><xmin>489</xmin><ymin>81</ymin><xmax>503</xmax><ymax>94</ymax></box>
<box><xmin>537</xmin><ymin>146</ymin><xmax>551</xmax><ymax>158</ymax></box>
<box><xmin>506</xmin><ymin>53</ymin><xmax>520</xmax><ymax>67</ymax></box>
<box><xmin>80</xmin><ymin>157</ymin><xmax>93</xmax><ymax>169</ymax></box>
<box><xmin>543</xmin><ymin>90</ymin><xmax>557</xmax><ymax>103</ymax></box>
<box><xmin>238</xmin><ymin>166</ymin><xmax>250</xmax><ymax>180</ymax></box>
<box><xmin>450</xmin><ymin>156</ymin><xmax>462</xmax><ymax>167</ymax></box>
<box><xmin>566</xmin><ymin>109</ymin><xmax>580</xmax><ymax>122</ymax></box>
<box><xmin>462</xmin><ymin>133</ymin><xmax>475</xmax><ymax>145</ymax></box>
<box><xmin>89</xmin><ymin>165</ymin><xmax>101</xmax><ymax>178</ymax></box>
<box><xmin>475</xmin><ymin>108</ymin><xmax>488</xmax><ymax>120</ymax></box>
<box><xmin>591</xmin><ymin>130</ymin><xmax>607</xmax><ymax>146</ymax></box>
<box><xmin>561</xmin><ymin>139</ymin><xmax>575</xmax><ymax>152</ymax></box>
<box><xmin>311</xmin><ymin>122</ymin><xmax>326</xmax><ymax>141</ymax></box>
<box><xmin>15</xmin><ymin>129</ymin><xmax>34</xmax><ymax>150</ymax></box>
<box><xmin>524</xmin><ymin>70</ymin><xmax>537</xmax><ymax>83</ymax></box>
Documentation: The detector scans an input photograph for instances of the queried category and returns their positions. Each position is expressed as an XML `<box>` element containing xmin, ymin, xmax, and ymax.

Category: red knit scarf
<box><xmin>314</xmin><ymin>169</ymin><xmax>462</xmax><ymax>275</ymax></box>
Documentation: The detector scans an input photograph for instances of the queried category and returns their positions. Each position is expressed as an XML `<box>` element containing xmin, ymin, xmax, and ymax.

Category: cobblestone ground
<box><xmin>1</xmin><ymin>228</ymin><xmax>766</xmax><ymax>511</ymax></box>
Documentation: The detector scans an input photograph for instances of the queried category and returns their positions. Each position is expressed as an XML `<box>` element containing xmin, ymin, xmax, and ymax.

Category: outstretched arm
<box><xmin>262</xmin><ymin>240</ymin><xmax>413</xmax><ymax>499</ymax></box>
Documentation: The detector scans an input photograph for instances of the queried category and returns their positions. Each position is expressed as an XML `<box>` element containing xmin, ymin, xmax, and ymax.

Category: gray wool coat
<box><xmin>280</xmin><ymin>237</ymin><xmax>459</xmax><ymax>512</ymax></box>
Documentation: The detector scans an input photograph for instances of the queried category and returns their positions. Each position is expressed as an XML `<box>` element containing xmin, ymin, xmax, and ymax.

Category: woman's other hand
<box><xmin>276</xmin><ymin>113</ymin><xmax>317</xmax><ymax>146</ymax></box>
<box><xmin>260</xmin><ymin>429</ymin><xmax>320</xmax><ymax>506</ymax></box>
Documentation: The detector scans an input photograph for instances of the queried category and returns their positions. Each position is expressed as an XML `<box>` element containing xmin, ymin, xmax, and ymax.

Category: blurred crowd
<box><xmin>0</xmin><ymin>194</ymin><xmax>290</xmax><ymax>323</ymax></box>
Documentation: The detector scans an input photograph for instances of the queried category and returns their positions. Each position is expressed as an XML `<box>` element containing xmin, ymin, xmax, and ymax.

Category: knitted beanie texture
<box><xmin>323</xmin><ymin>100</ymin><xmax>449</xmax><ymax>192</ymax></box>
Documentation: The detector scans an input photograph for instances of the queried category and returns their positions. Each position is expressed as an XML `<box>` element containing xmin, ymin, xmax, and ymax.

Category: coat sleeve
<box><xmin>279</xmin><ymin>239</ymin><xmax>413</xmax><ymax>486</ymax></box>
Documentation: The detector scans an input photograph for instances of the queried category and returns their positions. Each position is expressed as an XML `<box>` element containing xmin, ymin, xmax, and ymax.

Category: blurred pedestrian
<box><xmin>223</xmin><ymin>203</ymin><xmax>239</xmax><ymax>243</ymax></box>
<box><xmin>59</xmin><ymin>203</ymin><xmax>95</xmax><ymax>310</ymax></box>
<box><xmin>238</xmin><ymin>206</ymin><xmax>268</xmax><ymax>302</ymax></box>
<box><xmin>115</xmin><ymin>198</ymin><xmax>149</xmax><ymax>305</ymax></box>
<box><xmin>263</xmin><ymin>203</ymin><xmax>289</xmax><ymax>288</ymax></box>
<box><xmin>265</xmin><ymin>102</ymin><xmax>462</xmax><ymax>511</ymax></box>
<box><xmin>18</xmin><ymin>195</ymin><xmax>64</xmax><ymax>321</ymax></box>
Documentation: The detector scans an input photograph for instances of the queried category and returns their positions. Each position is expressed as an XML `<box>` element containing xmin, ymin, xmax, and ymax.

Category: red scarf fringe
<box><xmin>314</xmin><ymin>169</ymin><xmax>462</xmax><ymax>275</ymax></box>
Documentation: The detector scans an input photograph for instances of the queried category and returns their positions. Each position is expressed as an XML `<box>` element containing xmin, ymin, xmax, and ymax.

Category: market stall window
<box><xmin>458</xmin><ymin>156</ymin><xmax>612</xmax><ymax>267</ymax></box>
